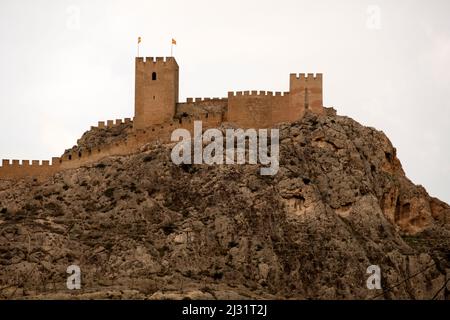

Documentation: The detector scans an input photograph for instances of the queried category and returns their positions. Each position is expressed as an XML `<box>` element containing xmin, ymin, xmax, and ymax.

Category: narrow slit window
<box><xmin>305</xmin><ymin>88</ymin><xmax>309</xmax><ymax>109</ymax></box>
<box><xmin>152</xmin><ymin>72</ymin><xmax>157</xmax><ymax>80</ymax></box>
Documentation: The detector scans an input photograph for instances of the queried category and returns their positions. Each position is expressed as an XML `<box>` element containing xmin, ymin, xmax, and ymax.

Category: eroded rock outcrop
<box><xmin>0</xmin><ymin>111</ymin><xmax>448</xmax><ymax>299</ymax></box>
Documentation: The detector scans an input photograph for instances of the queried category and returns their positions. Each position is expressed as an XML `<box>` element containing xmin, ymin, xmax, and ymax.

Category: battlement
<box><xmin>228</xmin><ymin>91</ymin><xmax>290</xmax><ymax>97</ymax></box>
<box><xmin>290</xmin><ymin>73</ymin><xmax>323</xmax><ymax>81</ymax></box>
<box><xmin>93</xmin><ymin>117</ymin><xmax>132</xmax><ymax>130</ymax></box>
<box><xmin>0</xmin><ymin>159</ymin><xmax>56</xmax><ymax>167</ymax></box>
<box><xmin>0</xmin><ymin>157</ymin><xmax>61</xmax><ymax>181</ymax></box>
<box><xmin>185</xmin><ymin>97</ymin><xmax>227</xmax><ymax>103</ymax></box>
<box><xmin>136</xmin><ymin>56</ymin><xmax>177</xmax><ymax>64</ymax></box>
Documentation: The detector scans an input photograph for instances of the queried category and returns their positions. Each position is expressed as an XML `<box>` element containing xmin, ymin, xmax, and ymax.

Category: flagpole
<box><xmin>137</xmin><ymin>37</ymin><xmax>141</xmax><ymax>57</ymax></box>
<box><xmin>170</xmin><ymin>38</ymin><xmax>176</xmax><ymax>57</ymax></box>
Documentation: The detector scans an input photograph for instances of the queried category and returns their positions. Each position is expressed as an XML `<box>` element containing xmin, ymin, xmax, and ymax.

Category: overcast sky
<box><xmin>0</xmin><ymin>0</ymin><xmax>449</xmax><ymax>203</ymax></box>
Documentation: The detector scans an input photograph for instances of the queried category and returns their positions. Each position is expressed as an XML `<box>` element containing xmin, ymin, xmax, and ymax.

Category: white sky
<box><xmin>0</xmin><ymin>0</ymin><xmax>449</xmax><ymax>203</ymax></box>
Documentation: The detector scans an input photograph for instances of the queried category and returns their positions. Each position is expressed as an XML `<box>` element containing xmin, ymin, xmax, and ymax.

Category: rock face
<box><xmin>0</xmin><ymin>110</ymin><xmax>448</xmax><ymax>299</ymax></box>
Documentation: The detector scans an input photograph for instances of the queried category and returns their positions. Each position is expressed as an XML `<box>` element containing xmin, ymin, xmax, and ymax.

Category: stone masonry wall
<box><xmin>227</xmin><ymin>91</ymin><xmax>291</xmax><ymax>128</ymax></box>
<box><xmin>0</xmin><ymin>113</ymin><xmax>223</xmax><ymax>181</ymax></box>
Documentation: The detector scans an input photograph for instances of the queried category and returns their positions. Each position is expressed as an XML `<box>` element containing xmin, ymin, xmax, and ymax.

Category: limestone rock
<box><xmin>0</xmin><ymin>111</ymin><xmax>448</xmax><ymax>300</ymax></box>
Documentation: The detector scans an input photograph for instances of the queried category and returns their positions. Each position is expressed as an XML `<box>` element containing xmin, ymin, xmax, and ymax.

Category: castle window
<box><xmin>68</xmin><ymin>155</ymin><xmax>72</xmax><ymax>160</ymax></box>
<box><xmin>152</xmin><ymin>72</ymin><xmax>157</xmax><ymax>80</ymax></box>
<box><xmin>304</xmin><ymin>88</ymin><xmax>309</xmax><ymax>109</ymax></box>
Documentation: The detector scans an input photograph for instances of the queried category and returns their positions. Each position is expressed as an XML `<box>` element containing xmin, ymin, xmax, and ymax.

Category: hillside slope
<box><xmin>0</xmin><ymin>110</ymin><xmax>448</xmax><ymax>299</ymax></box>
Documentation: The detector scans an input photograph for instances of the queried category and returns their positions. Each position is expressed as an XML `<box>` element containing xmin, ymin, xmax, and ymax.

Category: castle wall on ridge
<box><xmin>0</xmin><ymin>57</ymin><xmax>324</xmax><ymax>181</ymax></box>
<box><xmin>0</xmin><ymin>112</ymin><xmax>223</xmax><ymax>181</ymax></box>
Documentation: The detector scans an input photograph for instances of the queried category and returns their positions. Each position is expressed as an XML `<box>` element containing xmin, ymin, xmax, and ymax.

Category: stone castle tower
<box><xmin>134</xmin><ymin>57</ymin><xmax>179</xmax><ymax>130</ymax></box>
<box><xmin>134</xmin><ymin>56</ymin><xmax>323</xmax><ymax>131</ymax></box>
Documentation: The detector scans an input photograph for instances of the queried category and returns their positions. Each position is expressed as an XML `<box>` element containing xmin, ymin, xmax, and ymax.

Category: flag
<box><xmin>138</xmin><ymin>37</ymin><xmax>142</xmax><ymax>44</ymax></box>
<box><xmin>172</xmin><ymin>38</ymin><xmax>176</xmax><ymax>45</ymax></box>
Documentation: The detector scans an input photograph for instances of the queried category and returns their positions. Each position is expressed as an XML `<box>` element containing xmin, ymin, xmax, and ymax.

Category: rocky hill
<box><xmin>0</xmin><ymin>110</ymin><xmax>448</xmax><ymax>299</ymax></box>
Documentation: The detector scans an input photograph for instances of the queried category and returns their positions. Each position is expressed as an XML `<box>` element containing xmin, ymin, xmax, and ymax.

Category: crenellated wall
<box><xmin>91</xmin><ymin>117</ymin><xmax>132</xmax><ymax>130</ymax></box>
<box><xmin>0</xmin><ymin>159</ymin><xmax>60</xmax><ymax>181</ymax></box>
<box><xmin>227</xmin><ymin>91</ymin><xmax>291</xmax><ymax>128</ymax></box>
<box><xmin>226</xmin><ymin>73</ymin><xmax>323</xmax><ymax>128</ymax></box>
<box><xmin>0</xmin><ymin>112</ymin><xmax>223</xmax><ymax>181</ymax></box>
<box><xmin>185</xmin><ymin>97</ymin><xmax>227</xmax><ymax>104</ymax></box>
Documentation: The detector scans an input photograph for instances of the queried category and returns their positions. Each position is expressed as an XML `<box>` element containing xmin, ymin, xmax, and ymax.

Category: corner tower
<box><xmin>289</xmin><ymin>73</ymin><xmax>323</xmax><ymax>118</ymax></box>
<box><xmin>134</xmin><ymin>57</ymin><xmax>179</xmax><ymax>130</ymax></box>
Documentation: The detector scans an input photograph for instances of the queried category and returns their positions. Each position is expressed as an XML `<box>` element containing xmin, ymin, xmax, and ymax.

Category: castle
<box><xmin>0</xmin><ymin>56</ymin><xmax>324</xmax><ymax>181</ymax></box>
